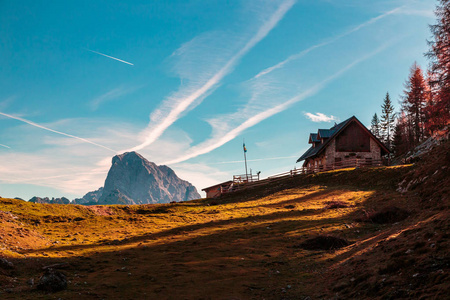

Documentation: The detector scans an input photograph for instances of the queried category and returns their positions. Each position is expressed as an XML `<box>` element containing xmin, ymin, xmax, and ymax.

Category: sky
<box><xmin>0</xmin><ymin>0</ymin><xmax>437</xmax><ymax>200</ymax></box>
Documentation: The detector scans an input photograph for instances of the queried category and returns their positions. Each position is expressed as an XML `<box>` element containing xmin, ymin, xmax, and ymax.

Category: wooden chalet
<box><xmin>296</xmin><ymin>116</ymin><xmax>390</xmax><ymax>172</ymax></box>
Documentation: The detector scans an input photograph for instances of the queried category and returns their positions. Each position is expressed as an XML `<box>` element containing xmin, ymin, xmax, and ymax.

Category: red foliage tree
<box><xmin>402</xmin><ymin>63</ymin><xmax>428</xmax><ymax>146</ymax></box>
<box><xmin>426</xmin><ymin>0</ymin><xmax>450</xmax><ymax>131</ymax></box>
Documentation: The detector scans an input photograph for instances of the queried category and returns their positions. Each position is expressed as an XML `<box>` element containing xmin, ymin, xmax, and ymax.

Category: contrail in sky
<box><xmin>127</xmin><ymin>0</ymin><xmax>296</xmax><ymax>152</ymax></box>
<box><xmin>254</xmin><ymin>5</ymin><xmax>403</xmax><ymax>79</ymax></box>
<box><xmin>210</xmin><ymin>155</ymin><xmax>298</xmax><ymax>165</ymax></box>
<box><xmin>86</xmin><ymin>49</ymin><xmax>134</xmax><ymax>66</ymax></box>
<box><xmin>5</xmin><ymin>171</ymin><xmax>107</xmax><ymax>184</ymax></box>
<box><xmin>163</xmin><ymin>42</ymin><xmax>394</xmax><ymax>165</ymax></box>
<box><xmin>0</xmin><ymin>112</ymin><xmax>117</xmax><ymax>153</ymax></box>
<box><xmin>0</xmin><ymin>143</ymin><xmax>10</xmax><ymax>149</ymax></box>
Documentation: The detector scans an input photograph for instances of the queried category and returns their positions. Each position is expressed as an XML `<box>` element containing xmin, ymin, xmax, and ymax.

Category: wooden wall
<box><xmin>335</xmin><ymin>122</ymin><xmax>370</xmax><ymax>152</ymax></box>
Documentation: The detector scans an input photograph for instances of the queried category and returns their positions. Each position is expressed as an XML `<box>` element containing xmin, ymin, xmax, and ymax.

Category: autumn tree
<box><xmin>402</xmin><ymin>63</ymin><xmax>428</xmax><ymax>146</ymax></box>
<box><xmin>370</xmin><ymin>113</ymin><xmax>381</xmax><ymax>139</ymax></box>
<box><xmin>426</xmin><ymin>0</ymin><xmax>450</xmax><ymax>131</ymax></box>
<box><xmin>380</xmin><ymin>92</ymin><xmax>395</xmax><ymax>150</ymax></box>
<box><xmin>424</xmin><ymin>71</ymin><xmax>441</xmax><ymax>134</ymax></box>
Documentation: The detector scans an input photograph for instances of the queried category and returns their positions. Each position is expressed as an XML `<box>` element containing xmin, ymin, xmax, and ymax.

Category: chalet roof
<box><xmin>317</xmin><ymin>129</ymin><xmax>335</xmax><ymax>139</ymax></box>
<box><xmin>308</xmin><ymin>133</ymin><xmax>320</xmax><ymax>143</ymax></box>
<box><xmin>202</xmin><ymin>180</ymin><xmax>233</xmax><ymax>191</ymax></box>
<box><xmin>296</xmin><ymin>116</ymin><xmax>390</xmax><ymax>163</ymax></box>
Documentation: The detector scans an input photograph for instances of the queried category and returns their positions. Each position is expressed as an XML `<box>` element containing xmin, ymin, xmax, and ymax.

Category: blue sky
<box><xmin>0</xmin><ymin>0</ymin><xmax>436</xmax><ymax>200</ymax></box>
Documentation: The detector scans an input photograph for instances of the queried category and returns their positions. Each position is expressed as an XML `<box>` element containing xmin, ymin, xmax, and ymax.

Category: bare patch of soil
<box><xmin>298</xmin><ymin>236</ymin><xmax>350</xmax><ymax>250</ymax></box>
<box><xmin>357</xmin><ymin>206</ymin><xmax>410</xmax><ymax>224</ymax></box>
<box><xmin>324</xmin><ymin>200</ymin><xmax>349</xmax><ymax>209</ymax></box>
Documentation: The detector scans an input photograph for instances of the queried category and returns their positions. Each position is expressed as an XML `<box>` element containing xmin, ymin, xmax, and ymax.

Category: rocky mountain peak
<box><xmin>98</xmin><ymin>152</ymin><xmax>200</xmax><ymax>205</ymax></box>
<box><xmin>113</xmin><ymin>151</ymin><xmax>147</xmax><ymax>164</ymax></box>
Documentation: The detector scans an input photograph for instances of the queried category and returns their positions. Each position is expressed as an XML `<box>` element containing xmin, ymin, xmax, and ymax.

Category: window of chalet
<box><xmin>335</xmin><ymin>122</ymin><xmax>370</xmax><ymax>152</ymax></box>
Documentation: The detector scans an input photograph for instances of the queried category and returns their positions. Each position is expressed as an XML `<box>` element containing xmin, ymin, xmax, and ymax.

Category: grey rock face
<box><xmin>98</xmin><ymin>152</ymin><xmax>200</xmax><ymax>205</ymax></box>
<box><xmin>72</xmin><ymin>187</ymin><xmax>103</xmax><ymax>205</ymax></box>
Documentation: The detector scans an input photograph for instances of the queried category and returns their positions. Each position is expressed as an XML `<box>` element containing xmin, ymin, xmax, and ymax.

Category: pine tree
<box><xmin>426</xmin><ymin>0</ymin><xmax>450</xmax><ymax>130</ymax></box>
<box><xmin>370</xmin><ymin>113</ymin><xmax>381</xmax><ymax>138</ymax></box>
<box><xmin>402</xmin><ymin>63</ymin><xmax>428</xmax><ymax>146</ymax></box>
<box><xmin>392</xmin><ymin>111</ymin><xmax>410</xmax><ymax>156</ymax></box>
<box><xmin>380</xmin><ymin>92</ymin><xmax>395</xmax><ymax>150</ymax></box>
<box><xmin>392</xmin><ymin>120</ymin><xmax>405</xmax><ymax>156</ymax></box>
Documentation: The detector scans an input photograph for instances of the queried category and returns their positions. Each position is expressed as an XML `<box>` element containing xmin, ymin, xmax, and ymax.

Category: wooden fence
<box><xmin>232</xmin><ymin>173</ymin><xmax>260</xmax><ymax>183</ymax></box>
<box><xmin>219</xmin><ymin>158</ymin><xmax>383</xmax><ymax>195</ymax></box>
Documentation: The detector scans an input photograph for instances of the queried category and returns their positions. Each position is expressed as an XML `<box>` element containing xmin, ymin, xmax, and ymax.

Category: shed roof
<box><xmin>202</xmin><ymin>181</ymin><xmax>233</xmax><ymax>191</ymax></box>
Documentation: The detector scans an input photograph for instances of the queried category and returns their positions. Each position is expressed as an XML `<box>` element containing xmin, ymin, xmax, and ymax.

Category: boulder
<box><xmin>37</xmin><ymin>269</ymin><xmax>67</xmax><ymax>292</ymax></box>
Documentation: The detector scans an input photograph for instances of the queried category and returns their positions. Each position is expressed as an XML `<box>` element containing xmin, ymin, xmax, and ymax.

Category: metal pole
<box><xmin>243</xmin><ymin>140</ymin><xmax>248</xmax><ymax>182</ymax></box>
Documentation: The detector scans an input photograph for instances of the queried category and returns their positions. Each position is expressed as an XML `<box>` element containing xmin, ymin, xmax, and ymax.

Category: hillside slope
<box><xmin>0</xmin><ymin>140</ymin><xmax>448</xmax><ymax>299</ymax></box>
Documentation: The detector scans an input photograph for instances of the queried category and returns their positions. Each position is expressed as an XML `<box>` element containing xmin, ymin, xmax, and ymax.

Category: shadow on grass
<box><xmin>252</xmin><ymin>188</ymin><xmax>355</xmax><ymax>209</ymax></box>
<box><xmin>7</xmin><ymin>189</ymin><xmax>419</xmax><ymax>300</ymax></box>
<box><xmin>20</xmin><ymin>187</ymin><xmax>399</xmax><ymax>257</ymax></box>
<box><xmin>20</xmin><ymin>206</ymin><xmax>331</xmax><ymax>255</ymax></box>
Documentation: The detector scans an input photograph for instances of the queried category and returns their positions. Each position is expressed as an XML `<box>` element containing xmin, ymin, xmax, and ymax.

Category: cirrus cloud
<box><xmin>304</xmin><ymin>112</ymin><xmax>338</xmax><ymax>123</ymax></box>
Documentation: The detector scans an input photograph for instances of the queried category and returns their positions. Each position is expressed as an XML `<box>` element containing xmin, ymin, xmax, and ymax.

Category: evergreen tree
<box><xmin>402</xmin><ymin>63</ymin><xmax>428</xmax><ymax>146</ymax></box>
<box><xmin>370</xmin><ymin>113</ymin><xmax>381</xmax><ymax>138</ymax></box>
<box><xmin>426</xmin><ymin>0</ymin><xmax>450</xmax><ymax>130</ymax></box>
<box><xmin>392</xmin><ymin>111</ymin><xmax>410</xmax><ymax>156</ymax></box>
<box><xmin>380</xmin><ymin>92</ymin><xmax>395</xmax><ymax>150</ymax></box>
<box><xmin>392</xmin><ymin>120</ymin><xmax>405</xmax><ymax>156</ymax></box>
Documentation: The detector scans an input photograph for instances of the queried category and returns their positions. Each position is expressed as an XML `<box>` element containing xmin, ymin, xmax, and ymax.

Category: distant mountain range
<box><xmin>30</xmin><ymin>152</ymin><xmax>201</xmax><ymax>205</ymax></box>
<box><xmin>29</xmin><ymin>196</ymin><xmax>70</xmax><ymax>205</ymax></box>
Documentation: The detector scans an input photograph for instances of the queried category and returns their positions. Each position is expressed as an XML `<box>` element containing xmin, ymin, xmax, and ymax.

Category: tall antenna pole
<box><xmin>243</xmin><ymin>139</ymin><xmax>248</xmax><ymax>182</ymax></box>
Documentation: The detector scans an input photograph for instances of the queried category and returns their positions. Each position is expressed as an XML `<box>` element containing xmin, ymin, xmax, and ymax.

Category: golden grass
<box><xmin>2</xmin><ymin>165</ymin><xmax>436</xmax><ymax>299</ymax></box>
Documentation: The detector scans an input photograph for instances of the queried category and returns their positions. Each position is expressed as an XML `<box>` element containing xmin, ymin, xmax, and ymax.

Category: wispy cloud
<box><xmin>0</xmin><ymin>96</ymin><xmax>16</xmax><ymax>110</ymax></box>
<box><xmin>0</xmin><ymin>144</ymin><xmax>10</xmax><ymax>149</ymax></box>
<box><xmin>0</xmin><ymin>111</ymin><xmax>117</xmax><ymax>153</ymax></box>
<box><xmin>127</xmin><ymin>0</ymin><xmax>296</xmax><ymax>153</ymax></box>
<box><xmin>0</xmin><ymin>123</ymin><xmax>211</xmax><ymax>198</ymax></box>
<box><xmin>0</xmin><ymin>119</ymin><xmax>144</xmax><ymax>197</ymax></box>
<box><xmin>90</xmin><ymin>86</ymin><xmax>141</xmax><ymax>111</ymax></box>
<box><xmin>4</xmin><ymin>171</ymin><xmax>107</xmax><ymax>184</ymax></box>
<box><xmin>169</xmin><ymin>162</ymin><xmax>230</xmax><ymax>196</ymax></box>
<box><xmin>254</xmin><ymin>5</ymin><xmax>402</xmax><ymax>79</ymax></box>
<box><xmin>0</xmin><ymin>151</ymin><xmax>110</xmax><ymax>196</ymax></box>
<box><xmin>393</xmin><ymin>8</ymin><xmax>434</xmax><ymax>18</ymax></box>
<box><xmin>209</xmin><ymin>155</ymin><xmax>298</xmax><ymax>165</ymax></box>
<box><xmin>304</xmin><ymin>112</ymin><xmax>337</xmax><ymax>122</ymax></box>
<box><xmin>85</xmin><ymin>49</ymin><xmax>134</xmax><ymax>66</ymax></box>
<box><xmin>164</xmin><ymin>43</ymin><xmax>393</xmax><ymax>165</ymax></box>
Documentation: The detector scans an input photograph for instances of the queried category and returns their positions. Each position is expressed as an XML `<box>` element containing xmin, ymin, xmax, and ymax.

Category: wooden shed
<box><xmin>202</xmin><ymin>181</ymin><xmax>233</xmax><ymax>198</ymax></box>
